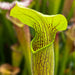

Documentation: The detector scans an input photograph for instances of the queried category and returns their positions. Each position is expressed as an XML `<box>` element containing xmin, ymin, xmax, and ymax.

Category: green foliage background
<box><xmin>0</xmin><ymin>0</ymin><xmax>75</xmax><ymax>75</ymax></box>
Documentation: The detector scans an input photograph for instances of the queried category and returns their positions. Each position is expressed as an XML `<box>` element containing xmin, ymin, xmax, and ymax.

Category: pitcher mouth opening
<box><xmin>31</xmin><ymin>33</ymin><xmax>56</xmax><ymax>54</ymax></box>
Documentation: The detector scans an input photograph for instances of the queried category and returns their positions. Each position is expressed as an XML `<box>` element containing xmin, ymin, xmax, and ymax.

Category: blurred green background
<box><xmin>0</xmin><ymin>0</ymin><xmax>75</xmax><ymax>75</ymax></box>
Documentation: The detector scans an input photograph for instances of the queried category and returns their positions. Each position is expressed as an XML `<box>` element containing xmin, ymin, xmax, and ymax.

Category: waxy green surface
<box><xmin>10</xmin><ymin>4</ymin><xmax>67</xmax><ymax>75</ymax></box>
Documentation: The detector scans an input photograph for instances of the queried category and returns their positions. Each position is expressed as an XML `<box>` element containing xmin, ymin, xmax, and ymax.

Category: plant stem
<box><xmin>31</xmin><ymin>44</ymin><xmax>54</xmax><ymax>75</ymax></box>
<box><xmin>41</xmin><ymin>0</ymin><xmax>47</xmax><ymax>14</ymax></box>
<box><xmin>54</xmin><ymin>33</ymin><xmax>59</xmax><ymax>75</ymax></box>
<box><xmin>59</xmin><ymin>37</ymin><xmax>73</xmax><ymax>75</ymax></box>
<box><xmin>67</xmin><ymin>0</ymin><xmax>75</xmax><ymax>21</ymax></box>
<box><xmin>35</xmin><ymin>0</ymin><xmax>41</xmax><ymax>11</ymax></box>
<box><xmin>11</xmin><ymin>44</ymin><xmax>23</xmax><ymax>67</ymax></box>
<box><xmin>60</xmin><ymin>32</ymin><xmax>66</xmax><ymax>43</ymax></box>
<box><xmin>6</xmin><ymin>13</ymin><xmax>31</xmax><ymax>75</ymax></box>
<box><xmin>14</xmin><ymin>25</ymin><xmax>32</xmax><ymax>75</ymax></box>
<box><xmin>58</xmin><ymin>0</ymin><xmax>65</xmax><ymax>13</ymax></box>
<box><xmin>48</xmin><ymin>0</ymin><xmax>61</xmax><ymax>15</ymax></box>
